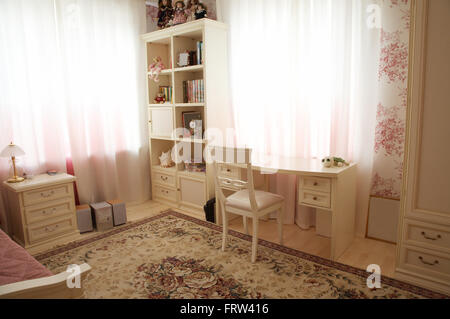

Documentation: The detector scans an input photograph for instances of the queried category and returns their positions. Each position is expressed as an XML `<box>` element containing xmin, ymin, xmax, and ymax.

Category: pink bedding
<box><xmin>0</xmin><ymin>229</ymin><xmax>53</xmax><ymax>286</ymax></box>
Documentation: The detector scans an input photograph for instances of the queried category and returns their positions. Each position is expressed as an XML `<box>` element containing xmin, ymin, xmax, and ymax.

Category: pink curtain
<box><xmin>220</xmin><ymin>0</ymin><xmax>381</xmax><ymax>233</ymax></box>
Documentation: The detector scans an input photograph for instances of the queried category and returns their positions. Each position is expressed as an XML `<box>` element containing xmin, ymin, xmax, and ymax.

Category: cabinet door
<box><xmin>178</xmin><ymin>175</ymin><xmax>207</xmax><ymax>210</ymax></box>
<box><xmin>150</xmin><ymin>108</ymin><xmax>173</xmax><ymax>138</ymax></box>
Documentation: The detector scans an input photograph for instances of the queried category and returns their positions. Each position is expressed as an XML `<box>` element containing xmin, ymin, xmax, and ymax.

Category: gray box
<box><xmin>76</xmin><ymin>205</ymin><xmax>93</xmax><ymax>233</ymax></box>
<box><xmin>90</xmin><ymin>202</ymin><xmax>113</xmax><ymax>232</ymax></box>
<box><xmin>107</xmin><ymin>199</ymin><xmax>127</xmax><ymax>226</ymax></box>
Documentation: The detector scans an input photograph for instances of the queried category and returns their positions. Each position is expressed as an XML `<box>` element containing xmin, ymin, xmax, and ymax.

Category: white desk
<box><xmin>217</xmin><ymin>154</ymin><xmax>357</xmax><ymax>261</ymax></box>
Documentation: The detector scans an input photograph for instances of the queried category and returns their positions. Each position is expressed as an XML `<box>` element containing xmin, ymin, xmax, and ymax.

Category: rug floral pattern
<box><xmin>36</xmin><ymin>212</ymin><xmax>443</xmax><ymax>299</ymax></box>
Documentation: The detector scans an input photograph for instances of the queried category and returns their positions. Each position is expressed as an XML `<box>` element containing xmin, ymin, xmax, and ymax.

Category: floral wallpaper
<box><xmin>370</xmin><ymin>0</ymin><xmax>410</xmax><ymax>199</ymax></box>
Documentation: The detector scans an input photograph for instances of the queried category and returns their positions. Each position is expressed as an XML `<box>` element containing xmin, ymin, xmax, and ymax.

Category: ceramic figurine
<box><xmin>172</xmin><ymin>1</ymin><xmax>188</xmax><ymax>25</ymax></box>
<box><xmin>159</xmin><ymin>150</ymin><xmax>175</xmax><ymax>168</ymax></box>
<box><xmin>148</xmin><ymin>56</ymin><xmax>165</xmax><ymax>82</ymax></box>
<box><xmin>194</xmin><ymin>3</ymin><xmax>207</xmax><ymax>20</ymax></box>
<box><xmin>321</xmin><ymin>156</ymin><xmax>349</xmax><ymax>168</ymax></box>
<box><xmin>157</xmin><ymin>0</ymin><xmax>173</xmax><ymax>29</ymax></box>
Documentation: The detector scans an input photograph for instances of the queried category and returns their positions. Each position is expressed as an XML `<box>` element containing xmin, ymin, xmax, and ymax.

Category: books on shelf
<box><xmin>159</xmin><ymin>86</ymin><xmax>173</xmax><ymax>104</ymax></box>
<box><xmin>182</xmin><ymin>79</ymin><xmax>204</xmax><ymax>103</ymax></box>
<box><xmin>184</xmin><ymin>162</ymin><xmax>206</xmax><ymax>173</ymax></box>
<box><xmin>196</xmin><ymin>41</ymin><xmax>203</xmax><ymax>65</ymax></box>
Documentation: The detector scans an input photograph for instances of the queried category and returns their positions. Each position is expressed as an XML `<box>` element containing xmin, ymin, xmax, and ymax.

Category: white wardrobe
<box><xmin>395</xmin><ymin>0</ymin><xmax>450</xmax><ymax>295</ymax></box>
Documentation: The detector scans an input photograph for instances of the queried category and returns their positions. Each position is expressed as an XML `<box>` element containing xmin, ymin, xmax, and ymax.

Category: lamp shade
<box><xmin>0</xmin><ymin>143</ymin><xmax>26</xmax><ymax>158</ymax></box>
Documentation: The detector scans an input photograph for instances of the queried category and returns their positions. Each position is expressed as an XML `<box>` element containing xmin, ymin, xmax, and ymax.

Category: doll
<box><xmin>148</xmin><ymin>56</ymin><xmax>165</xmax><ymax>82</ymax></box>
<box><xmin>185</xmin><ymin>0</ymin><xmax>199</xmax><ymax>22</ymax></box>
<box><xmin>157</xmin><ymin>0</ymin><xmax>173</xmax><ymax>29</ymax></box>
<box><xmin>172</xmin><ymin>1</ymin><xmax>188</xmax><ymax>25</ymax></box>
<box><xmin>194</xmin><ymin>3</ymin><xmax>207</xmax><ymax>20</ymax></box>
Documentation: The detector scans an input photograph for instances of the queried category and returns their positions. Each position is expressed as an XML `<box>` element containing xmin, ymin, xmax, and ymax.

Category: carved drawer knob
<box><xmin>314</xmin><ymin>182</ymin><xmax>318</xmax><ymax>186</ymax></box>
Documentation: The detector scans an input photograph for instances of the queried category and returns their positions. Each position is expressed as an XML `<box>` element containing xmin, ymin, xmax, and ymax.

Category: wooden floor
<box><xmin>37</xmin><ymin>200</ymin><xmax>397</xmax><ymax>278</ymax></box>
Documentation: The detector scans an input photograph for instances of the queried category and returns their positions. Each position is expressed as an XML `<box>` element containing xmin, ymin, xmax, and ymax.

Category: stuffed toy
<box><xmin>172</xmin><ymin>1</ymin><xmax>188</xmax><ymax>25</ymax></box>
<box><xmin>157</xmin><ymin>0</ymin><xmax>173</xmax><ymax>29</ymax></box>
<box><xmin>194</xmin><ymin>3</ymin><xmax>207</xmax><ymax>20</ymax></box>
<box><xmin>321</xmin><ymin>156</ymin><xmax>349</xmax><ymax>168</ymax></box>
<box><xmin>148</xmin><ymin>57</ymin><xmax>165</xmax><ymax>83</ymax></box>
<box><xmin>159</xmin><ymin>150</ymin><xmax>175</xmax><ymax>168</ymax></box>
<box><xmin>154</xmin><ymin>92</ymin><xmax>166</xmax><ymax>104</ymax></box>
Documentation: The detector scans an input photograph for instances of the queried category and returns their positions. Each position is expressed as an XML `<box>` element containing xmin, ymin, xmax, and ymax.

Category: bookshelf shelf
<box><xmin>142</xmin><ymin>19</ymin><xmax>231</xmax><ymax>215</ymax></box>
<box><xmin>175</xmin><ymin>103</ymin><xmax>205</xmax><ymax>108</ymax></box>
<box><xmin>174</xmin><ymin>64</ymin><xmax>204</xmax><ymax>73</ymax></box>
<box><xmin>149</xmin><ymin>103</ymin><xmax>174</xmax><ymax>107</ymax></box>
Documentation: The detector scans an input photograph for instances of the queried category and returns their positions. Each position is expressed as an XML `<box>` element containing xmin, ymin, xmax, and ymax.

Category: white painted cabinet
<box><xmin>395</xmin><ymin>0</ymin><xmax>450</xmax><ymax>295</ymax></box>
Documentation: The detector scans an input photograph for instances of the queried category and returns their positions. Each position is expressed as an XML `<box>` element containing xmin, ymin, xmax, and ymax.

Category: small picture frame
<box><xmin>178</xmin><ymin>52</ymin><xmax>190</xmax><ymax>67</ymax></box>
<box><xmin>182</xmin><ymin>111</ymin><xmax>202</xmax><ymax>137</ymax></box>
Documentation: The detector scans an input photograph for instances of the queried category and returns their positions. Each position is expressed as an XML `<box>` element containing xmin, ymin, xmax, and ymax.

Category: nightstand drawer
<box><xmin>154</xmin><ymin>185</ymin><xmax>177</xmax><ymax>202</ymax></box>
<box><xmin>404</xmin><ymin>219</ymin><xmax>450</xmax><ymax>252</ymax></box>
<box><xmin>153</xmin><ymin>171</ymin><xmax>176</xmax><ymax>187</ymax></box>
<box><xmin>27</xmin><ymin>215</ymin><xmax>77</xmax><ymax>245</ymax></box>
<box><xmin>400</xmin><ymin>246</ymin><xmax>450</xmax><ymax>279</ymax></box>
<box><xmin>24</xmin><ymin>198</ymin><xmax>75</xmax><ymax>225</ymax></box>
<box><xmin>301</xmin><ymin>176</ymin><xmax>331</xmax><ymax>193</ymax></box>
<box><xmin>299</xmin><ymin>189</ymin><xmax>331</xmax><ymax>209</ymax></box>
<box><xmin>23</xmin><ymin>183</ymin><xmax>72</xmax><ymax>207</ymax></box>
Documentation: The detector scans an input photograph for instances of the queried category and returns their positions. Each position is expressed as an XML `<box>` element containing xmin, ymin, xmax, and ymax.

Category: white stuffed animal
<box><xmin>159</xmin><ymin>150</ymin><xmax>174</xmax><ymax>168</ymax></box>
<box><xmin>321</xmin><ymin>156</ymin><xmax>349</xmax><ymax>168</ymax></box>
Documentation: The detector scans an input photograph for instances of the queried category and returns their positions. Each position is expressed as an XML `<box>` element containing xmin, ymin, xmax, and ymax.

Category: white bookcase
<box><xmin>141</xmin><ymin>19</ymin><xmax>232</xmax><ymax>217</ymax></box>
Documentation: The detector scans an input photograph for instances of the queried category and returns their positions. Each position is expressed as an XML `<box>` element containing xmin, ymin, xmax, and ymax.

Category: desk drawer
<box><xmin>217</xmin><ymin>164</ymin><xmax>240</xmax><ymax>178</ymax></box>
<box><xmin>400</xmin><ymin>246</ymin><xmax>450</xmax><ymax>279</ymax></box>
<box><xmin>153</xmin><ymin>171</ymin><xmax>176</xmax><ymax>188</ymax></box>
<box><xmin>154</xmin><ymin>185</ymin><xmax>177</xmax><ymax>202</ymax></box>
<box><xmin>404</xmin><ymin>219</ymin><xmax>450</xmax><ymax>252</ymax></box>
<box><xmin>27</xmin><ymin>216</ymin><xmax>77</xmax><ymax>244</ymax></box>
<box><xmin>24</xmin><ymin>198</ymin><xmax>75</xmax><ymax>225</ymax></box>
<box><xmin>301</xmin><ymin>176</ymin><xmax>331</xmax><ymax>193</ymax></box>
<box><xmin>23</xmin><ymin>183</ymin><xmax>72</xmax><ymax>207</ymax></box>
<box><xmin>299</xmin><ymin>189</ymin><xmax>331</xmax><ymax>209</ymax></box>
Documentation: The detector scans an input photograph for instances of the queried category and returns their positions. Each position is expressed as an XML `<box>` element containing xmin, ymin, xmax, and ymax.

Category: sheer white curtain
<box><xmin>0</xmin><ymin>0</ymin><xmax>149</xmax><ymax>233</ymax></box>
<box><xmin>219</xmin><ymin>0</ymin><xmax>380</xmax><ymax>235</ymax></box>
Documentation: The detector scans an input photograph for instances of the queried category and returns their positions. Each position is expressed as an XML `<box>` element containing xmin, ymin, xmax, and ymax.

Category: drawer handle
<box><xmin>42</xmin><ymin>208</ymin><xmax>57</xmax><ymax>215</ymax></box>
<box><xmin>421</xmin><ymin>231</ymin><xmax>441</xmax><ymax>241</ymax></box>
<box><xmin>313</xmin><ymin>196</ymin><xmax>318</xmax><ymax>201</ymax></box>
<box><xmin>160</xmin><ymin>176</ymin><xmax>168</xmax><ymax>182</ymax></box>
<box><xmin>161</xmin><ymin>189</ymin><xmax>169</xmax><ymax>195</ymax></box>
<box><xmin>45</xmin><ymin>225</ymin><xmax>59</xmax><ymax>233</ymax></box>
<box><xmin>418</xmin><ymin>256</ymin><xmax>439</xmax><ymax>266</ymax></box>
<box><xmin>313</xmin><ymin>182</ymin><xmax>318</xmax><ymax>186</ymax></box>
<box><xmin>40</xmin><ymin>191</ymin><xmax>55</xmax><ymax>198</ymax></box>
<box><xmin>227</xmin><ymin>169</ymin><xmax>231</xmax><ymax>172</ymax></box>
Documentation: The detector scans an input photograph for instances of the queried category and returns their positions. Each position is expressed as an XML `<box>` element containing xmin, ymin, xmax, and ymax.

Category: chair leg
<box><xmin>221</xmin><ymin>205</ymin><xmax>228</xmax><ymax>252</ymax></box>
<box><xmin>243</xmin><ymin>216</ymin><xmax>249</xmax><ymax>235</ymax></box>
<box><xmin>251</xmin><ymin>217</ymin><xmax>259</xmax><ymax>263</ymax></box>
<box><xmin>277</xmin><ymin>204</ymin><xmax>284</xmax><ymax>246</ymax></box>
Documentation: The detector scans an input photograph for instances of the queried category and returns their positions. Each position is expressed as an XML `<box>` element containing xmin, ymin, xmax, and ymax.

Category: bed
<box><xmin>0</xmin><ymin>229</ymin><xmax>91</xmax><ymax>299</ymax></box>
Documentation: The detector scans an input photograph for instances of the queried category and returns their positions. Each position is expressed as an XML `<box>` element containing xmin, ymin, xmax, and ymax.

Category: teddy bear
<box><xmin>154</xmin><ymin>92</ymin><xmax>166</xmax><ymax>104</ymax></box>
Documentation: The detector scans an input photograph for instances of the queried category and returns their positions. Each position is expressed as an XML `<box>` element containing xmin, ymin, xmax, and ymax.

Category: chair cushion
<box><xmin>226</xmin><ymin>190</ymin><xmax>284</xmax><ymax>211</ymax></box>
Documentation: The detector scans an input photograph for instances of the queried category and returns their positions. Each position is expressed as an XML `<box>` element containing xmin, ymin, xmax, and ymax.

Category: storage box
<box><xmin>90</xmin><ymin>202</ymin><xmax>113</xmax><ymax>232</ymax></box>
<box><xmin>106</xmin><ymin>199</ymin><xmax>127</xmax><ymax>226</ymax></box>
<box><xmin>76</xmin><ymin>205</ymin><xmax>93</xmax><ymax>233</ymax></box>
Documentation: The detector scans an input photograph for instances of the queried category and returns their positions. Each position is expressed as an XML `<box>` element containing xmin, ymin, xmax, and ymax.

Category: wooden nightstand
<box><xmin>3</xmin><ymin>173</ymin><xmax>80</xmax><ymax>254</ymax></box>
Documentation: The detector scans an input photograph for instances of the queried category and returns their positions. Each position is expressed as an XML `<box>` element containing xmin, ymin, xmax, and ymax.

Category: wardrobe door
<box><xmin>396</xmin><ymin>0</ymin><xmax>450</xmax><ymax>296</ymax></box>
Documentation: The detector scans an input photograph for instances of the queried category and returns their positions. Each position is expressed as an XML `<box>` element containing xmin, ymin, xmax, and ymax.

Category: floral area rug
<box><xmin>35</xmin><ymin>211</ymin><xmax>446</xmax><ymax>299</ymax></box>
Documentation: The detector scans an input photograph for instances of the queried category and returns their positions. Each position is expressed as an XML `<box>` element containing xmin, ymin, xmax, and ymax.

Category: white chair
<box><xmin>210</xmin><ymin>147</ymin><xmax>285</xmax><ymax>263</ymax></box>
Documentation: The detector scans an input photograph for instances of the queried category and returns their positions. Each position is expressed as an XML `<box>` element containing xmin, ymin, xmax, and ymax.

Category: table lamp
<box><xmin>0</xmin><ymin>142</ymin><xmax>26</xmax><ymax>183</ymax></box>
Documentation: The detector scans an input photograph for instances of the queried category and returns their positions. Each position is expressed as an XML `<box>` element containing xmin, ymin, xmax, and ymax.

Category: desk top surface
<box><xmin>251</xmin><ymin>153</ymin><xmax>356</xmax><ymax>177</ymax></box>
<box><xmin>2</xmin><ymin>173</ymin><xmax>76</xmax><ymax>192</ymax></box>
